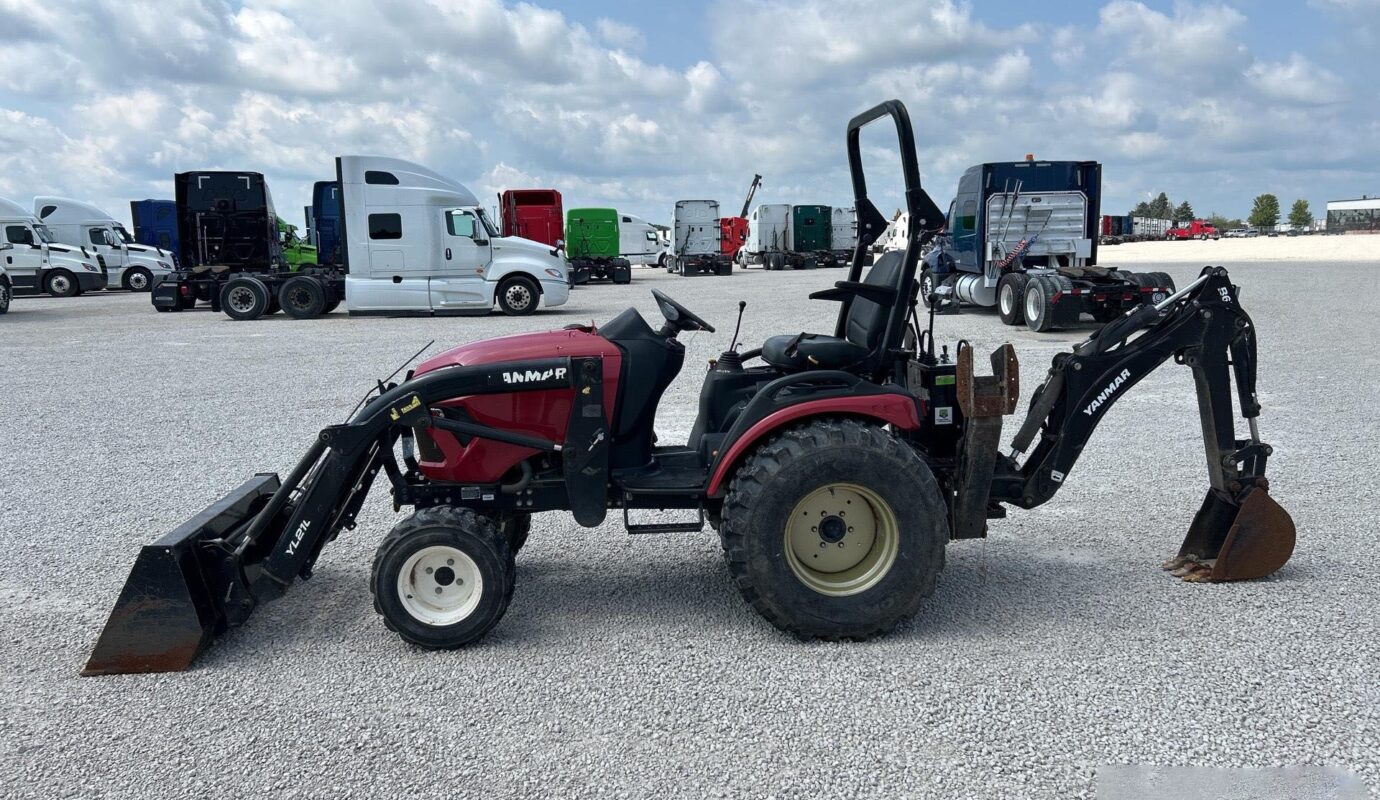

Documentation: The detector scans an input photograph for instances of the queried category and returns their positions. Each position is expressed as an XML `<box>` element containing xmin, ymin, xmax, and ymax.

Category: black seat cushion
<box><xmin>761</xmin><ymin>333</ymin><xmax>870</xmax><ymax>370</ymax></box>
<box><xmin>761</xmin><ymin>251</ymin><xmax>907</xmax><ymax>372</ymax></box>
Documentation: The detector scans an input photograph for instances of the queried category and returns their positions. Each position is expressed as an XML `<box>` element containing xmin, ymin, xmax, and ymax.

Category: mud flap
<box><xmin>563</xmin><ymin>358</ymin><xmax>610</xmax><ymax>527</ymax></box>
<box><xmin>82</xmin><ymin>474</ymin><xmax>280</xmax><ymax>676</ymax></box>
<box><xmin>1169</xmin><ymin>486</ymin><xmax>1296</xmax><ymax>582</ymax></box>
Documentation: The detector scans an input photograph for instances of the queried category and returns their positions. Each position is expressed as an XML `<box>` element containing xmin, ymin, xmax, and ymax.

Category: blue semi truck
<box><xmin>923</xmin><ymin>159</ymin><xmax>1173</xmax><ymax>332</ymax></box>
<box><xmin>309</xmin><ymin>181</ymin><xmax>342</xmax><ymax>266</ymax></box>
<box><xmin>129</xmin><ymin>199</ymin><xmax>180</xmax><ymax>263</ymax></box>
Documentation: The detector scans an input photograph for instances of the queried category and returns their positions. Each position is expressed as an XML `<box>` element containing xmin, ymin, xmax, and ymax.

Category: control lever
<box><xmin>728</xmin><ymin>301</ymin><xmax>747</xmax><ymax>352</ymax></box>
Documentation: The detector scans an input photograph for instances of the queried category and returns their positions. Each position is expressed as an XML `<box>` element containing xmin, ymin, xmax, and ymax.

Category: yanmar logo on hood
<box><xmin>502</xmin><ymin>367</ymin><xmax>568</xmax><ymax>384</ymax></box>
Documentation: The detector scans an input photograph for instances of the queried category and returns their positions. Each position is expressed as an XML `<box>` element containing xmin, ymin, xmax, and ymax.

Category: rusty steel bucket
<box><xmin>1164</xmin><ymin>486</ymin><xmax>1297</xmax><ymax>582</ymax></box>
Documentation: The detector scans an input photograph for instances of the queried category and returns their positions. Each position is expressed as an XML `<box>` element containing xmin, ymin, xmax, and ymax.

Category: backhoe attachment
<box><xmin>965</xmin><ymin>266</ymin><xmax>1295</xmax><ymax>582</ymax></box>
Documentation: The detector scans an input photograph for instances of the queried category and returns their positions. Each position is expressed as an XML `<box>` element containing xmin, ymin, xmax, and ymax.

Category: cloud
<box><xmin>0</xmin><ymin>0</ymin><xmax>1375</xmax><ymax>227</ymax></box>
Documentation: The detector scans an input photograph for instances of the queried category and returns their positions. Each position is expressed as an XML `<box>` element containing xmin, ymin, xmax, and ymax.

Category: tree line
<box><xmin>1129</xmin><ymin>192</ymin><xmax>1313</xmax><ymax>230</ymax></box>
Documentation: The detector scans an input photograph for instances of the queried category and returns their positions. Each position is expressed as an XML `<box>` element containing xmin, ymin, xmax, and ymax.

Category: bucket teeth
<box><xmin>1162</xmin><ymin>555</ymin><xmax>1217</xmax><ymax>582</ymax></box>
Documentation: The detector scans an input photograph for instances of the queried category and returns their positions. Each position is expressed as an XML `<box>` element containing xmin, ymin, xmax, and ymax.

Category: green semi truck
<box><xmin>565</xmin><ymin>207</ymin><xmax>631</xmax><ymax>284</ymax></box>
<box><xmin>277</xmin><ymin>217</ymin><xmax>318</xmax><ymax>269</ymax></box>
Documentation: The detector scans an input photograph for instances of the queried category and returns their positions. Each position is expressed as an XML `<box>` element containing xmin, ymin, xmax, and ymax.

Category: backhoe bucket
<box><xmin>83</xmin><ymin>474</ymin><xmax>280</xmax><ymax>676</ymax></box>
<box><xmin>1166</xmin><ymin>487</ymin><xmax>1296</xmax><ymax>582</ymax></box>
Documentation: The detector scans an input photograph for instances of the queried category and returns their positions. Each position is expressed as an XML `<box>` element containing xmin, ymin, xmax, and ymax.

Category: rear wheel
<box><xmin>278</xmin><ymin>275</ymin><xmax>326</xmax><ymax>319</ymax></box>
<box><xmin>720</xmin><ymin>419</ymin><xmax>947</xmax><ymax>640</ymax></box>
<box><xmin>1148</xmin><ymin>271</ymin><xmax>1176</xmax><ymax>302</ymax></box>
<box><xmin>45</xmin><ymin>270</ymin><xmax>78</xmax><ymax>298</ymax></box>
<box><xmin>370</xmin><ymin>506</ymin><xmax>515</xmax><ymax>649</ymax></box>
<box><xmin>123</xmin><ymin>267</ymin><xmax>153</xmax><ymax>292</ymax></box>
<box><xmin>496</xmin><ymin>275</ymin><xmax>539</xmax><ymax>315</ymax></box>
<box><xmin>220</xmin><ymin>276</ymin><xmax>271</xmax><ymax>320</ymax></box>
<box><xmin>997</xmin><ymin>272</ymin><xmax>1028</xmax><ymax>325</ymax></box>
<box><xmin>0</xmin><ymin>279</ymin><xmax>10</xmax><ymax>314</ymax></box>
<box><xmin>1024</xmin><ymin>275</ymin><xmax>1057</xmax><ymax>332</ymax></box>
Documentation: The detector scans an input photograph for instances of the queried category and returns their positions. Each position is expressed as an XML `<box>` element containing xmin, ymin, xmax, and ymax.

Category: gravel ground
<box><xmin>2</xmin><ymin>243</ymin><xmax>1377</xmax><ymax>798</ymax></box>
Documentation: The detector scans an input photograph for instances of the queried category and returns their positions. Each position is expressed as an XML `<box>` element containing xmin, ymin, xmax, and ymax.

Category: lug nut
<box><xmin>434</xmin><ymin>587</ymin><xmax>443</xmax><ymax>595</ymax></box>
<box><xmin>425</xmin><ymin>567</ymin><xmax>433</xmax><ymax>574</ymax></box>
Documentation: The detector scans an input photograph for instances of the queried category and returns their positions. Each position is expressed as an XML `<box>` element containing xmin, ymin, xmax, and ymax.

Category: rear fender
<box><xmin>705</xmin><ymin>385</ymin><xmax>921</xmax><ymax>497</ymax></box>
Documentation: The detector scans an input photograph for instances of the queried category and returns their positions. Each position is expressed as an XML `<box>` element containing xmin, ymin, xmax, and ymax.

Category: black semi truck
<box><xmin>152</xmin><ymin>172</ymin><xmax>345</xmax><ymax>319</ymax></box>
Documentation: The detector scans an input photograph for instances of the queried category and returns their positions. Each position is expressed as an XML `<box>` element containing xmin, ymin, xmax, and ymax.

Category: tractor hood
<box><xmin>415</xmin><ymin>328</ymin><xmax>619</xmax><ymax>376</ymax></box>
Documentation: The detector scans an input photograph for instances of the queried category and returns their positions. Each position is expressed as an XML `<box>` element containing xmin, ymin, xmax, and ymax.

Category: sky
<box><xmin>2</xmin><ymin>0</ymin><xmax>1377</xmax><ymax>230</ymax></box>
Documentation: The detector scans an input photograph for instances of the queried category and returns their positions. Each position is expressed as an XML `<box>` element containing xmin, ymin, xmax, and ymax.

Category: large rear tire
<box><xmin>370</xmin><ymin>506</ymin><xmax>515</xmax><ymax>649</ymax></box>
<box><xmin>720</xmin><ymin>419</ymin><xmax>947</xmax><ymax>640</ymax></box>
<box><xmin>278</xmin><ymin>275</ymin><xmax>327</xmax><ymax>319</ymax></box>
<box><xmin>997</xmin><ymin>272</ymin><xmax>1028</xmax><ymax>325</ymax></box>
<box><xmin>1024</xmin><ymin>275</ymin><xmax>1057</xmax><ymax>332</ymax></box>
<box><xmin>220</xmin><ymin>276</ymin><xmax>271</xmax><ymax>320</ymax></box>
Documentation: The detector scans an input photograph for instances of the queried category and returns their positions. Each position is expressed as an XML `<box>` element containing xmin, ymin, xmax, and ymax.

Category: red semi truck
<box><xmin>500</xmin><ymin>189</ymin><xmax>564</xmax><ymax>248</ymax></box>
<box><xmin>1166</xmin><ymin>219</ymin><xmax>1221</xmax><ymax>240</ymax></box>
<box><xmin>719</xmin><ymin>216</ymin><xmax>748</xmax><ymax>260</ymax></box>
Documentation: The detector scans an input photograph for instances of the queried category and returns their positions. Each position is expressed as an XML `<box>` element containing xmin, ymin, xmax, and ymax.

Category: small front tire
<box><xmin>370</xmin><ymin>506</ymin><xmax>515</xmax><ymax>650</ymax></box>
<box><xmin>124</xmin><ymin>268</ymin><xmax>153</xmax><ymax>292</ymax></box>
<box><xmin>45</xmin><ymin>270</ymin><xmax>78</xmax><ymax>298</ymax></box>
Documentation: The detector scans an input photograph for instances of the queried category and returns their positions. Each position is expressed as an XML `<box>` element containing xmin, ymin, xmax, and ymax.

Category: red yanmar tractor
<box><xmin>85</xmin><ymin>101</ymin><xmax>1296</xmax><ymax>675</ymax></box>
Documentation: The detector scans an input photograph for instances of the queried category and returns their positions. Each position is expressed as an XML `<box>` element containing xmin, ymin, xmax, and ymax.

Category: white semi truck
<box><xmin>831</xmin><ymin>206</ymin><xmax>857</xmax><ymax>265</ymax></box>
<box><xmin>154</xmin><ymin>158</ymin><xmax>569</xmax><ymax>319</ymax></box>
<box><xmin>0</xmin><ymin>197</ymin><xmax>105</xmax><ymax>297</ymax></box>
<box><xmin>742</xmin><ymin>203</ymin><xmax>790</xmax><ymax>269</ymax></box>
<box><xmin>34</xmin><ymin>197</ymin><xmax>174</xmax><ymax>291</ymax></box>
<box><xmin>669</xmin><ymin>200</ymin><xmax>729</xmax><ymax>276</ymax></box>
<box><xmin>617</xmin><ymin>213</ymin><xmax>664</xmax><ymax>266</ymax></box>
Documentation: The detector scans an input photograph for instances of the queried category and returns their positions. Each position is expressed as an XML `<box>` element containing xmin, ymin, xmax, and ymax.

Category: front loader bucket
<box><xmin>1166</xmin><ymin>487</ymin><xmax>1296</xmax><ymax>582</ymax></box>
<box><xmin>82</xmin><ymin>474</ymin><xmax>280</xmax><ymax>676</ymax></box>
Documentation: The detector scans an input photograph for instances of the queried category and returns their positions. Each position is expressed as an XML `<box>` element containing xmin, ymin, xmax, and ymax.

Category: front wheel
<box><xmin>720</xmin><ymin>419</ymin><xmax>948</xmax><ymax>640</ymax></box>
<box><xmin>496</xmin><ymin>275</ymin><xmax>540</xmax><ymax>315</ymax></box>
<box><xmin>123</xmin><ymin>267</ymin><xmax>153</xmax><ymax>292</ymax></box>
<box><xmin>370</xmin><ymin>506</ymin><xmax>515</xmax><ymax>649</ymax></box>
<box><xmin>919</xmin><ymin>267</ymin><xmax>936</xmax><ymax>308</ymax></box>
<box><xmin>0</xmin><ymin>279</ymin><xmax>10</xmax><ymax>314</ymax></box>
<box><xmin>45</xmin><ymin>270</ymin><xmax>78</xmax><ymax>298</ymax></box>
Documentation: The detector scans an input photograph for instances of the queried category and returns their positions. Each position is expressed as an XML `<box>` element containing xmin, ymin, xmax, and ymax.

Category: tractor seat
<box><xmin>761</xmin><ymin>251</ymin><xmax>906</xmax><ymax>372</ymax></box>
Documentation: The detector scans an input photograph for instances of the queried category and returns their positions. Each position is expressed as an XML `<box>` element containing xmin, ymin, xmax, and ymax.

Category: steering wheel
<box><xmin>651</xmin><ymin>289</ymin><xmax>715</xmax><ymax>334</ymax></box>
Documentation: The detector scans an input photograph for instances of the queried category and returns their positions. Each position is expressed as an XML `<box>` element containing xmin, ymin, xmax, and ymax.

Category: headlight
<box><xmin>82</xmin><ymin>262</ymin><xmax>97</xmax><ymax>271</ymax></box>
<box><xmin>545</xmin><ymin>268</ymin><xmax>564</xmax><ymax>280</ymax></box>
<box><xmin>157</xmin><ymin>261</ymin><xmax>171</xmax><ymax>270</ymax></box>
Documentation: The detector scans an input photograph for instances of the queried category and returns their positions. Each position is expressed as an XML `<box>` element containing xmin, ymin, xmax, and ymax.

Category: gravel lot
<box><xmin>2</xmin><ymin>238</ymin><xmax>1377</xmax><ymax>798</ymax></box>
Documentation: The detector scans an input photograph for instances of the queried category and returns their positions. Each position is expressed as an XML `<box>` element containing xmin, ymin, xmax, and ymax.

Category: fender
<box><xmin>705</xmin><ymin>392</ymin><xmax>921</xmax><ymax>496</ymax></box>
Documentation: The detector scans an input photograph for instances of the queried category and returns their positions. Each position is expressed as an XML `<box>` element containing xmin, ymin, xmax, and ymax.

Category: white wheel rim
<box><xmin>130</xmin><ymin>272</ymin><xmax>148</xmax><ymax>289</ymax></box>
<box><xmin>999</xmin><ymin>282</ymin><xmax>1015</xmax><ymax>315</ymax></box>
<box><xmin>396</xmin><ymin>545</ymin><xmax>483</xmax><ymax>626</ymax></box>
<box><xmin>227</xmin><ymin>286</ymin><xmax>257</xmax><ymax>313</ymax></box>
<box><xmin>505</xmin><ymin>284</ymin><xmax>532</xmax><ymax>310</ymax></box>
<box><xmin>1025</xmin><ymin>284</ymin><xmax>1041</xmax><ymax>322</ymax></box>
<box><xmin>52</xmin><ymin>275</ymin><xmax>71</xmax><ymax>293</ymax></box>
<box><xmin>783</xmin><ymin>483</ymin><xmax>899</xmax><ymax>597</ymax></box>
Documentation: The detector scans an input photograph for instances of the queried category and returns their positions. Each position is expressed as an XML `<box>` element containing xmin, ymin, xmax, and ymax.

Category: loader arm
<box><xmin>84</xmin><ymin>356</ymin><xmax>610</xmax><ymax>675</ymax></box>
<box><xmin>957</xmin><ymin>266</ymin><xmax>1295</xmax><ymax>582</ymax></box>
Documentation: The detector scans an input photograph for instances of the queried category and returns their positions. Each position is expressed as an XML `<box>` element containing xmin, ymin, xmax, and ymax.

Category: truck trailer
<box><xmin>566</xmin><ymin>207</ymin><xmax>631</xmax><ymax>284</ymax></box>
<box><xmin>922</xmin><ymin>159</ymin><xmax>1173</xmax><ymax>332</ymax></box>
<box><xmin>35</xmin><ymin>197</ymin><xmax>174</xmax><ymax>291</ymax></box>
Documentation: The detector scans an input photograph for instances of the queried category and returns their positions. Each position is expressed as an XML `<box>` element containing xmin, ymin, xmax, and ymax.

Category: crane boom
<box><xmin>739</xmin><ymin>174</ymin><xmax>763</xmax><ymax>219</ymax></box>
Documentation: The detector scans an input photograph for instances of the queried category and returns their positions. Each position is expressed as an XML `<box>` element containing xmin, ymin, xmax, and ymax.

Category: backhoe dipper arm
<box><xmin>996</xmin><ymin>267</ymin><xmax>1269</xmax><ymax>511</ymax></box>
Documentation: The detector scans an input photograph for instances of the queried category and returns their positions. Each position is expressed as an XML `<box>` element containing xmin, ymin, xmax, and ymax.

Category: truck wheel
<box><xmin>497</xmin><ymin>275</ymin><xmax>539</xmax><ymax>315</ymax></box>
<box><xmin>278</xmin><ymin>275</ymin><xmax>326</xmax><ymax>319</ymax></box>
<box><xmin>122</xmin><ymin>267</ymin><xmax>153</xmax><ymax>292</ymax></box>
<box><xmin>220</xmin><ymin>276</ymin><xmax>271</xmax><ymax>320</ymax></box>
<box><xmin>919</xmin><ymin>268</ymin><xmax>936</xmax><ymax>308</ymax></box>
<box><xmin>45</xmin><ymin>270</ymin><xmax>78</xmax><ymax>298</ymax></box>
<box><xmin>371</xmin><ymin>506</ymin><xmax>515</xmax><ymax>649</ymax></box>
<box><xmin>322</xmin><ymin>297</ymin><xmax>341</xmax><ymax>314</ymax></box>
<box><xmin>720</xmin><ymin>419</ymin><xmax>947</xmax><ymax>640</ymax></box>
<box><xmin>1024</xmin><ymin>276</ymin><xmax>1058</xmax><ymax>332</ymax></box>
<box><xmin>1149</xmin><ymin>271</ymin><xmax>1176</xmax><ymax>295</ymax></box>
<box><xmin>997</xmin><ymin>273</ymin><xmax>1028</xmax><ymax>325</ymax></box>
<box><xmin>0</xmin><ymin>279</ymin><xmax>10</xmax><ymax>314</ymax></box>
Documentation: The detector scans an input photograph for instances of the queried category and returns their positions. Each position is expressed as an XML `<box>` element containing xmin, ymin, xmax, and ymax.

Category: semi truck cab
<box><xmin>34</xmin><ymin>197</ymin><xmax>173</xmax><ymax>291</ymax></box>
<box><xmin>0</xmin><ymin>198</ymin><xmax>105</xmax><ymax>297</ymax></box>
<box><xmin>339</xmin><ymin>156</ymin><xmax>569</xmax><ymax>316</ymax></box>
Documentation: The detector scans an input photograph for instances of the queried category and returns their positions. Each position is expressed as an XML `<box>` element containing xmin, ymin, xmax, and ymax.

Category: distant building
<box><xmin>1326</xmin><ymin>196</ymin><xmax>1380</xmax><ymax>233</ymax></box>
